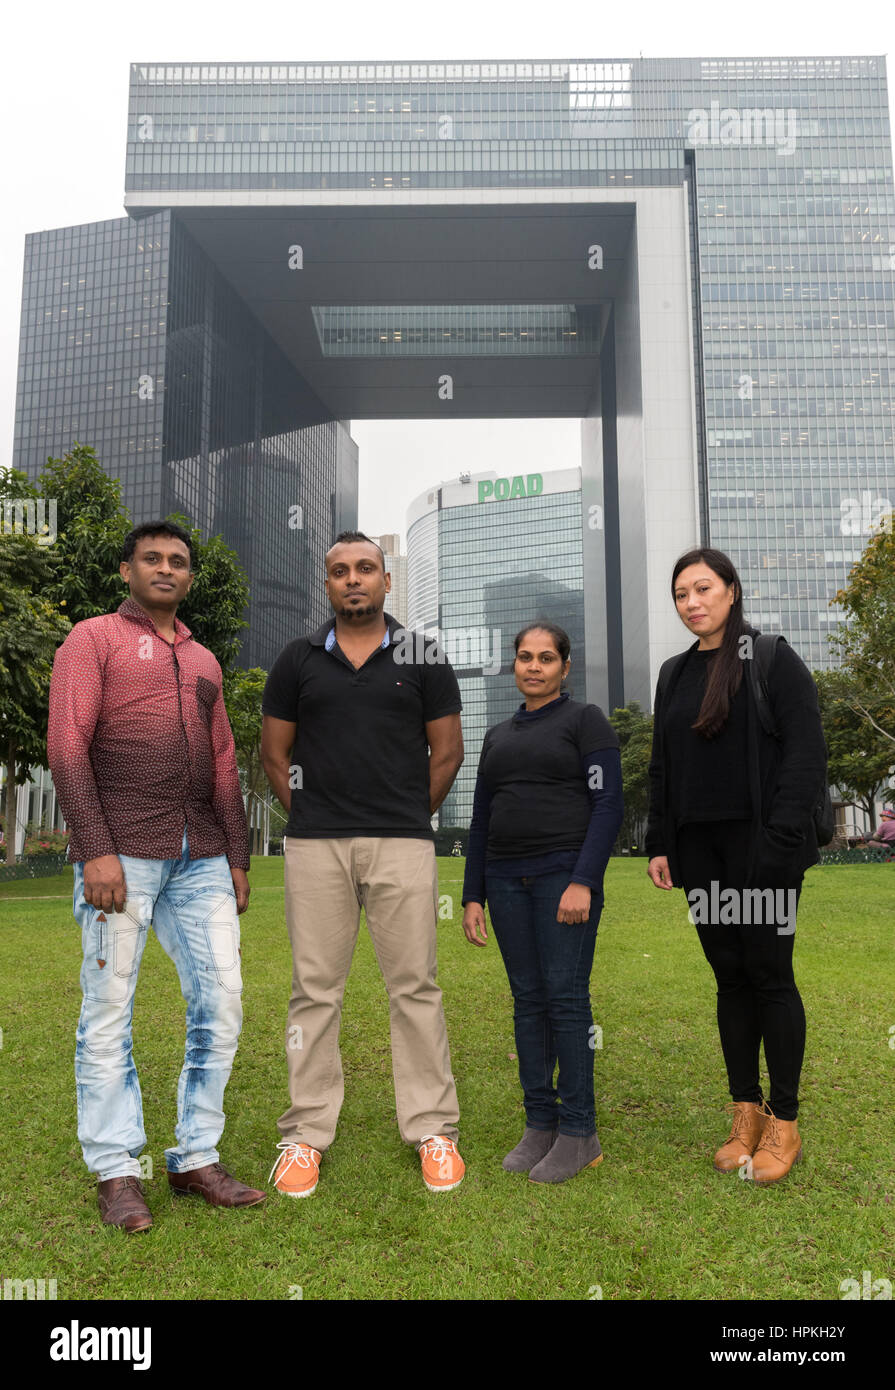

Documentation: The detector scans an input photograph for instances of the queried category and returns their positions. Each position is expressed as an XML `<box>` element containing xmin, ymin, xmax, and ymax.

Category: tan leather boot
<box><xmin>713</xmin><ymin>1101</ymin><xmax>767</xmax><ymax>1173</ymax></box>
<box><xmin>750</xmin><ymin>1105</ymin><xmax>802</xmax><ymax>1185</ymax></box>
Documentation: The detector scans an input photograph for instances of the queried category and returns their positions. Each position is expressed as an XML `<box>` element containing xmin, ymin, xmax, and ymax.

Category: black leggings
<box><xmin>676</xmin><ymin>820</ymin><xmax>806</xmax><ymax>1121</ymax></box>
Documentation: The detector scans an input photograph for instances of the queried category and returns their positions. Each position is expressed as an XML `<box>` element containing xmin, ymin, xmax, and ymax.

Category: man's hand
<box><xmin>556</xmin><ymin>882</ymin><xmax>591</xmax><ymax>924</ymax></box>
<box><xmin>647</xmin><ymin>856</ymin><xmax>674</xmax><ymax>890</ymax></box>
<box><xmin>462</xmin><ymin>902</ymin><xmax>488</xmax><ymax>946</ymax></box>
<box><xmin>230</xmin><ymin>867</ymin><xmax>250</xmax><ymax>914</ymax></box>
<box><xmin>83</xmin><ymin>855</ymin><xmax>128</xmax><ymax>914</ymax></box>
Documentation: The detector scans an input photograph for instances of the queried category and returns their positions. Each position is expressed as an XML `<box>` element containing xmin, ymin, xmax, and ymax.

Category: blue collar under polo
<box><xmin>324</xmin><ymin>625</ymin><xmax>391</xmax><ymax>652</ymax></box>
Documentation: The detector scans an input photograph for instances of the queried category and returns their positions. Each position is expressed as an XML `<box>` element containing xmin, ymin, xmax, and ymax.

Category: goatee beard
<box><xmin>340</xmin><ymin>601</ymin><xmax>378</xmax><ymax>620</ymax></box>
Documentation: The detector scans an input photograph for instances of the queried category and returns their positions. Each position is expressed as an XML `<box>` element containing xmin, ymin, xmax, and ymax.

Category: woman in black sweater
<box><xmin>462</xmin><ymin>623</ymin><xmax>623</xmax><ymax>1184</ymax></box>
<box><xmin>645</xmin><ymin>548</ymin><xmax>827</xmax><ymax>1184</ymax></box>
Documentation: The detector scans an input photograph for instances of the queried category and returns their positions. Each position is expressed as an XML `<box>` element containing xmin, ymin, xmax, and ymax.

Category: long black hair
<box><xmin>671</xmin><ymin>548</ymin><xmax>747</xmax><ymax>738</ymax></box>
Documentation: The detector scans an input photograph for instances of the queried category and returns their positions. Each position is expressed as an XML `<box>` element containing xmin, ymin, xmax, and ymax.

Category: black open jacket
<box><xmin>644</xmin><ymin>626</ymin><xmax>828</xmax><ymax>888</ymax></box>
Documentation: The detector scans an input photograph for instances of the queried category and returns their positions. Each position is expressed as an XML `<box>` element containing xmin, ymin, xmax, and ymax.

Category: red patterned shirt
<box><xmin>48</xmin><ymin>598</ymin><xmax>249</xmax><ymax>868</ymax></box>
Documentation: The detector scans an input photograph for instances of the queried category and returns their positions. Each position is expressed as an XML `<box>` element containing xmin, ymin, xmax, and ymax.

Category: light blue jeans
<box><xmin>73</xmin><ymin>834</ymin><xmax>243</xmax><ymax>1181</ymax></box>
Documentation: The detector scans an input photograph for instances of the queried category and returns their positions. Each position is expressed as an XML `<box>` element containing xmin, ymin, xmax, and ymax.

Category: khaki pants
<box><xmin>278</xmin><ymin>837</ymin><xmax>459</xmax><ymax>1151</ymax></box>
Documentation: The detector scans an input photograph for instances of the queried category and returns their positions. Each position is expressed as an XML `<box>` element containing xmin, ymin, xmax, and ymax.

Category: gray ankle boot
<box><xmin>502</xmin><ymin>1126</ymin><xmax>558</xmax><ymax>1173</ymax></box>
<box><xmin>528</xmin><ymin>1132</ymin><xmax>603</xmax><ymax>1184</ymax></box>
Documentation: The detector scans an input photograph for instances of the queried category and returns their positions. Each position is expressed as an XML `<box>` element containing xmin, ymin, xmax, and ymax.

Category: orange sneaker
<box><xmin>269</xmin><ymin>1140</ymin><xmax>321</xmax><ymax>1198</ymax></box>
<box><xmin>419</xmin><ymin>1134</ymin><xmax>465</xmax><ymax>1193</ymax></box>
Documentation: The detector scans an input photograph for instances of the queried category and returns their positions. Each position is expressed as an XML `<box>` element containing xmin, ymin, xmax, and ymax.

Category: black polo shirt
<box><xmin>262</xmin><ymin>613</ymin><xmax>462</xmax><ymax>839</ymax></box>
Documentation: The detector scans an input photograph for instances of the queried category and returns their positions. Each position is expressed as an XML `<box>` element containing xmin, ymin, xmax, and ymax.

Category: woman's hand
<box><xmin>463</xmin><ymin>902</ymin><xmax>488</xmax><ymax>946</ymax></box>
<box><xmin>556</xmin><ymin>882</ymin><xmax>591</xmax><ymax>924</ymax></box>
<box><xmin>647</xmin><ymin>856</ymin><xmax>674</xmax><ymax>890</ymax></box>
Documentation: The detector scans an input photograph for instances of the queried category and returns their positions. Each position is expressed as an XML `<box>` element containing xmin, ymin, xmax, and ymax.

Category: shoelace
<box><xmin>723</xmin><ymin>1104</ymin><xmax>750</xmax><ymax>1141</ymax></box>
<box><xmin>268</xmin><ymin>1140</ymin><xmax>319</xmax><ymax>1184</ymax></box>
<box><xmin>419</xmin><ymin>1135</ymin><xmax>457</xmax><ymax>1166</ymax></box>
<box><xmin>758</xmin><ymin>1113</ymin><xmax>783</xmax><ymax>1154</ymax></box>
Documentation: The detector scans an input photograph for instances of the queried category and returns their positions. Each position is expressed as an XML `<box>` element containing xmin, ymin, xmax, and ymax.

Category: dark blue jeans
<box><xmin>485</xmin><ymin>871</ymin><xmax>601</xmax><ymax>1137</ymax></box>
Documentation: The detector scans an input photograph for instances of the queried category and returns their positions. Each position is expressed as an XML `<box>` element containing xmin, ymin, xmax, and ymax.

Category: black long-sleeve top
<box><xmin>462</xmin><ymin>694</ymin><xmax>624</xmax><ymax>906</ymax></box>
<box><xmin>645</xmin><ymin>630</ymin><xmax>828</xmax><ymax>887</ymax></box>
<box><xmin>664</xmin><ymin>647</ymin><xmax>751</xmax><ymax>826</ymax></box>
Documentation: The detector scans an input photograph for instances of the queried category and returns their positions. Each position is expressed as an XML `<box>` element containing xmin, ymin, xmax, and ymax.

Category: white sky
<box><xmin>4</xmin><ymin>1</ymin><xmax>893</xmax><ymax>545</ymax></box>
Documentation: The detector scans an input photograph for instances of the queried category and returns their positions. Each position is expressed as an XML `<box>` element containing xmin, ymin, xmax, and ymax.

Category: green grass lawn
<box><xmin>0</xmin><ymin>858</ymin><xmax>892</xmax><ymax>1302</ymax></box>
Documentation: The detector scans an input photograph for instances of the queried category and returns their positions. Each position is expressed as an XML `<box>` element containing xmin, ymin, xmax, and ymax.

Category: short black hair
<box><xmin>326</xmin><ymin>530</ymin><xmax>385</xmax><ymax>573</ymax></box>
<box><xmin>122</xmin><ymin>521</ymin><xmax>195</xmax><ymax>568</ymax></box>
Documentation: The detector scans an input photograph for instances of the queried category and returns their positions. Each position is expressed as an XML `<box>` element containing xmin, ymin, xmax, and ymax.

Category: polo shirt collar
<box><xmin>310</xmin><ymin>611</ymin><xmax>398</xmax><ymax>650</ymax></box>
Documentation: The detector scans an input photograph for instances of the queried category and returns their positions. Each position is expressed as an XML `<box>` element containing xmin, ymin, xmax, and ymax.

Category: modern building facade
<box><xmin>373</xmin><ymin>532</ymin><xmax>408</xmax><ymax>623</ymax></box>
<box><xmin>13</xmin><ymin>56</ymin><xmax>895</xmax><ymax>697</ymax></box>
<box><xmin>14</xmin><ymin>215</ymin><xmax>357</xmax><ymax>670</ymax></box>
<box><xmin>407</xmin><ymin>468</ymin><xmax>584</xmax><ymax>824</ymax></box>
<box><xmin>638</xmin><ymin>58</ymin><xmax>895</xmax><ymax>671</ymax></box>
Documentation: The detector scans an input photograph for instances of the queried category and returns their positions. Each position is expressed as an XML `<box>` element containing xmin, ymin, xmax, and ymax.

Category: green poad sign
<box><xmin>478</xmin><ymin>474</ymin><xmax>544</xmax><ymax>502</ymax></box>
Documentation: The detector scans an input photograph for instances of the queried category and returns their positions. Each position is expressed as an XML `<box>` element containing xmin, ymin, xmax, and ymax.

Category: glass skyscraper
<box><xmin>14</xmin><ymin>217</ymin><xmax>357</xmax><ymax>671</ymax></box>
<box><xmin>14</xmin><ymin>57</ymin><xmax>893</xmax><ymax>691</ymax></box>
<box><xmin>407</xmin><ymin>468</ymin><xmax>584</xmax><ymax>824</ymax></box>
<box><xmin>632</xmin><ymin>57</ymin><xmax>893</xmax><ymax>668</ymax></box>
<box><xmin>15</xmin><ymin>216</ymin><xmax>168</xmax><ymax>521</ymax></box>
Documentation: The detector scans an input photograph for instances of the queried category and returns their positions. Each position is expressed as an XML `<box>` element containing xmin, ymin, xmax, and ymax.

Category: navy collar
<box><xmin>513</xmin><ymin>691</ymin><xmax>570</xmax><ymax>721</ymax></box>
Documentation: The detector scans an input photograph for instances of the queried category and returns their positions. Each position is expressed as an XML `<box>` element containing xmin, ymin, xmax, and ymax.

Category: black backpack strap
<box><xmin>747</xmin><ymin>632</ymin><xmax>784</xmax><ymax>739</ymax></box>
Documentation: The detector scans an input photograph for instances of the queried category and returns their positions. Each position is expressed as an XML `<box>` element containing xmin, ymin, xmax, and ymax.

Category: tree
<box><xmin>1</xmin><ymin>467</ymin><xmax>42</xmax><ymax>526</ymax></box>
<box><xmin>830</xmin><ymin>523</ymin><xmax>895</xmax><ymax>745</ymax></box>
<box><xmin>224</xmin><ymin>667</ymin><xmax>271</xmax><ymax>854</ymax></box>
<box><xmin>37</xmin><ymin>445</ymin><xmax>131</xmax><ymax>625</ymax></box>
<box><xmin>169</xmin><ymin>517</ymin><xmax>250</xmax><ymax>678</ymax></box>
<box><xmin>609</xmin><ymin>701</ymin><xmax>653</xmax><ymax>853</ymax></box>
<box><xmin>36</xmin><ymin>453</ymin><xmax>250</xmax><ymax>673</ymax></box>
<box><xmin>223</xmin><ymin>667</ymin><xmax>266</xmax><ymax>790</ymax></box>
<box><xmin>1</xmin><ymin>451</ymin><xmax>253</xmax><ymax>860</ymax></box>
<box><xmin>815</xmin><ymin>668</ymin><xmax>894</xmax><ymax>832</ymax></box>
<box><xmin>0</xmin><ymin>535</ymin><xmax>70</xmax><ymax>864</ymax></box>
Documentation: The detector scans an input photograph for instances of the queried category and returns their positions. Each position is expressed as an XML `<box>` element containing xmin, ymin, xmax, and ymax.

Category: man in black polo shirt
<box><xmin>261</xmin><ymin>532</ymin><xmax>465</xmax><ymax>1196</ymax></box>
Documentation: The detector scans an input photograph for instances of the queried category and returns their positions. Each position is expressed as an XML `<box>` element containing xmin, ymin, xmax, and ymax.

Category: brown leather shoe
<box><xmin>751</xmin><ymin>1107</ymin><xmax>802</xmax><ymax>1185</ymax></box>
<box><xmin>97</xmin><ymin>1176</ymin><xmax>153</xmax><ymax>1233</ymax></box>
<box><xmin>714</xmin><ymin>1101</ymin><xmax>767</xmax><ymax>1173</ymax></box>
<box><xmin>167</xmin><ymin>1162</ymin><xmax>266</xmax><ymax>1208</ymax></box>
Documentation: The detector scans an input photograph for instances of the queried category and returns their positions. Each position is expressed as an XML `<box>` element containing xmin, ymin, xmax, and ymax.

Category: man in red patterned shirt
<box><xmin>48</xmin><ymin>521</ymin><xmax>264</xmax><ymax>1232</ymax></box>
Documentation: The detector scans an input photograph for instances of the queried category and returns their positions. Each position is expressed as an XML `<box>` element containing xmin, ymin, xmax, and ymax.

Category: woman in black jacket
<box><xmin>645</xmin><ymin>548</ymin><xmax>827</xmax><ymax>1185</ymax></box>
<box><xmin>462</xmin><ymin>623</ymin><xmax>624</xmax><ymax>1183</ymax></box>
